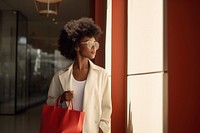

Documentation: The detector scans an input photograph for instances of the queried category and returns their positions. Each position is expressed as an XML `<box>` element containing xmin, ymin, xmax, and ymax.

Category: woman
<box><xmin>46</xmin><ymin>17</ymin><xmax>112</xmax><ymax>133</ymax></box>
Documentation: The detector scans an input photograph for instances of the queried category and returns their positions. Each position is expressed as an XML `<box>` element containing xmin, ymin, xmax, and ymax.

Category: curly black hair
<box><xmin>58</xmin><ymin>17</ymin><xmax>102</xmax><ymax>60</ymax></box>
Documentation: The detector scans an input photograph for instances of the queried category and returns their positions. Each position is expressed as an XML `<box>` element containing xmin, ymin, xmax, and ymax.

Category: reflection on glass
<box><xmin>0</xmin><ymin>10</ymin><xmax>17</xmax><ymax>114</ymax></box>
<box><xmin>16</xmin><ymin>12</ymin><xmax>28</xmax><ymax>112</ymax></box>
<box><xmin>27</xmin><ymin>45</ymin><xmax>54</xmax><ymax>106</ymax></box>
<box><xmin>0</xmin><ymin>10</ymin><xmax>67</xmax><ymax>114</ymax></box>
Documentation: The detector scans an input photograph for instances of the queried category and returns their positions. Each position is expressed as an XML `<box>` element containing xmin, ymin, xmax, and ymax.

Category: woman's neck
<box><xmin>73</xmin><ymin>58</ymin><xmax>89</xmax><ymax>70</ymax></box>
<box><xmin>73</xmin><ymin>58</ymin><xmax>90</xmax><ymax>81</ymax></box>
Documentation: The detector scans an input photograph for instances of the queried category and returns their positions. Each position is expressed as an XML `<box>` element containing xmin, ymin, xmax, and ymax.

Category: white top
<box><xmin>72</xmin><ymin>74</ymin><xmax>86</xmax><ymax>111</ymax></box>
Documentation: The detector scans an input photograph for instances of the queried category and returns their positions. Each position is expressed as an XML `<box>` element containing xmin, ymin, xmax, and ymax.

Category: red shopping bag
<box><xmin>40</xmin><ymin>97</ymin><xmax>85</xmax><ymax>133</ymax></box>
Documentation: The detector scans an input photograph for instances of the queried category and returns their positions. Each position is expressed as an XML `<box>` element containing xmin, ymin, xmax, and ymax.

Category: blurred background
<box><xmin>0</xmin><ymin>0</ymin><xmax>93</xmax><ymax>132</ymax></box>
<box><xmin>0</xmin><ymin>0</ymin><xmax>91</xmax><ymax>114</ymax></box>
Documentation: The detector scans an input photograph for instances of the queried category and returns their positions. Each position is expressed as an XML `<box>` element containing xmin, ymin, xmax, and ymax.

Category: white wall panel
<box><xmin>127</xmin><ymin>73</ymin><xmax>164</xmax><ymax>133</ymax></box>
<box><xmin>105</xmin><ymin>0</ymin><xmax>112</xmax><ymax>76</ymax></box>
<box><xmin>128</xmin><ymin>0</ymin><xmax>164</xmax><ymax>74</ymax></box>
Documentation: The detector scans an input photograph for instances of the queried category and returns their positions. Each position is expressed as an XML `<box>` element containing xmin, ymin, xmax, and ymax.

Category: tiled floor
<box><xmin>0</xmin><ymin>104</ymin><xmax>43</xmax><ymax>133</ymax></box>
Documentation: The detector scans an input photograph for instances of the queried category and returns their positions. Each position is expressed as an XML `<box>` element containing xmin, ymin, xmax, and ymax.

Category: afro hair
<box><xmin>58</xmin><ymin>17</ymin><xmax>102</xmax><ymax>60</ymax></box>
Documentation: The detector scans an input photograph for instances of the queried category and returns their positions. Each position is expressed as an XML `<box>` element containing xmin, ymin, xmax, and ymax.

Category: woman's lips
<box><xmin>91</xmin><ymin>51</ymin><xmax>96</xmax><ymax>55</ymax></box>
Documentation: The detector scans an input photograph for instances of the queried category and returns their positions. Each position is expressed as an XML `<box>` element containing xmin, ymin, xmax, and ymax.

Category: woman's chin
<box><xmin>89</xmin><ymin>55</ymin><xmax>96</xmax><ymax>59</ymax></box>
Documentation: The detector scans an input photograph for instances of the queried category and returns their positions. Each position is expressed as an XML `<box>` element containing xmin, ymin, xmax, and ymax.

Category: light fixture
<box><xmin>34</xmin><ymin>0</ymin><xmax>62</xmax><ymax>17</ymax></box>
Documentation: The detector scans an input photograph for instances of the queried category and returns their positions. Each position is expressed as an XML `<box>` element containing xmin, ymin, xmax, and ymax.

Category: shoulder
<box><xmin>96</xmin><ymin>65</ymin><xmax>108</xmax><ymax>75</ymax></box>
<box><xmin>89</xmin><ymin>61</ymin><xmax>109</xmax><ymax>78</ymax></box>
<box><xmin>53</xmin><ymin>62</ymin><xmax>73</xmax><ymax>78</ymax></box>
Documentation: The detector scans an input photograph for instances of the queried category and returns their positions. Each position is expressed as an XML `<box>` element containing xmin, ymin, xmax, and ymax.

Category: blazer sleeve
<box><xmin>46</xmin><ymin>73</ymin><xmax>63</xmax><ymax>106</ymax></box>
<box><xmin>99</xmin><ymin>72</ymin><xmax>112</xmax><ymax>133</ymax></box>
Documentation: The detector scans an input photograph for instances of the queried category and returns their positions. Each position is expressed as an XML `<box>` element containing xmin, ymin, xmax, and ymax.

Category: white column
<box><xmin>127</xmin><ymin>0</ymin><xmax>167</xmax><ymax>133</ymax></box>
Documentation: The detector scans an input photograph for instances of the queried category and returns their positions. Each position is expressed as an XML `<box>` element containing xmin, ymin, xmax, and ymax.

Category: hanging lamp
<box><xmin>34</xmin><ymin>0</ymin><xmax>62</xmax><ymax>17</ymax></box>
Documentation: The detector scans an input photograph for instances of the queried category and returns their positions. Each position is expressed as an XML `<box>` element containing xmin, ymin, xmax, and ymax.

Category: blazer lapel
<box><xmin>58</xmin><ymin>60</ymin><xmax>99</xmax><ymax>111</ymax></box>
<box><xmin>82</xmin><ymin>60</ymin><xmax>99</xmax><ymax>111</ymax></box>
<box><xmin>58</xmin><ymin>64</ymin><xmax>73</xmax><ymax>91</ymax></box>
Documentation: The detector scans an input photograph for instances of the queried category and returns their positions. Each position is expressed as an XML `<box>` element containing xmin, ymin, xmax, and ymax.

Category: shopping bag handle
<box><xmin>54</xmin><ymin>96</ymin><xmax>74</xmax><ymax>110</ymax></box>
<box><xmin>66</xmin><ymin>101</ymin><xmax>74</xmax><ymax>110</ymax></box>
<box><xmin>55</xmin><ymin>96</ymin><xmax>61</xmax><ymax>107</ymax></box>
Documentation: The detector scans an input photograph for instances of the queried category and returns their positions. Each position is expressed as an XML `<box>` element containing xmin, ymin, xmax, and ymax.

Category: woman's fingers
<box><xmin>66</xmin><ymin>91</ymin><xmax>74</xmax><ymax>101</ymax></box>
<box><xmin>62</xmin><ymin>91</ymin><xmax>74</xmax><ymax>101</ymax></box>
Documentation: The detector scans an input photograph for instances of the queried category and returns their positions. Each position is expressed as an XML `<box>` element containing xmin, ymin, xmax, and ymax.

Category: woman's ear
<box><xmin>74</xmin><ymin>45</ymin><xmax>80</xmax><ymax>51</ymax></box>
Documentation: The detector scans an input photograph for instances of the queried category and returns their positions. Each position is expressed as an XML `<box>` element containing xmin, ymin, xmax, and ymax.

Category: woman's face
<box><xmin>77</xmin><ymin>36</ymin><xmax>99</xmax><ymax>59</ymax></box>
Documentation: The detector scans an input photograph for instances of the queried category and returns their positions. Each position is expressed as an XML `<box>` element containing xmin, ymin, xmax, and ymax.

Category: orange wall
<box><xmin>92</xmin><ymin>0</ymin><xmax>127</xmax><ymax>132</ymax></box>
<box><xmin>168</xmin><ymin>0</ymin><xmax>200</xmax><ymax>132</ymax></box>
<box><xmin>112</xmin><ymin>0</ymin><xmax>127</xmax><ymax>133</ymax></box>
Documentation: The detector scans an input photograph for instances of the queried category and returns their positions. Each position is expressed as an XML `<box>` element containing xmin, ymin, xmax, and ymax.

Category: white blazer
<box><xmin>47</xmin><ymin>60</ymin><xmax>112</xmax><ymax>133</ymax></box>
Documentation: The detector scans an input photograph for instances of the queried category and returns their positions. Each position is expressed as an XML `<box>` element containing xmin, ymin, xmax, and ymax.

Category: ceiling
<box><xmin>0</xmin><ymin>0</ymin><xmax>90</xmax><ymax>53</ymax></box>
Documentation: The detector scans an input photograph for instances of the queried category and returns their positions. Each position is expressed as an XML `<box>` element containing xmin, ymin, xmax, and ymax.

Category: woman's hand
<box><xmin>61</xmin><ymin>91</ymin><xmax>74</xmax><ymax>101</ymax></box>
